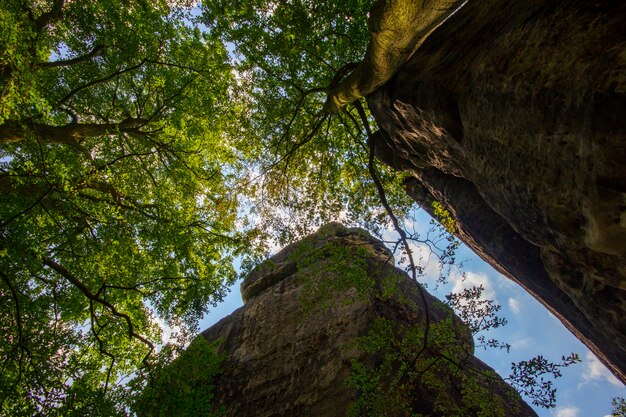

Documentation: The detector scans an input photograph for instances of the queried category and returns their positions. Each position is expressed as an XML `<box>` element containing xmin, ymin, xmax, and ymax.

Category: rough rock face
<box><xmin>201</xmin><ymin>223</ymin><xmax>536</xmax><ymax>416</ymax></box>
<box><xmin>367</xmin><ymin>0</ymin><xmax>626</xmax><ymax>382</ymax></box>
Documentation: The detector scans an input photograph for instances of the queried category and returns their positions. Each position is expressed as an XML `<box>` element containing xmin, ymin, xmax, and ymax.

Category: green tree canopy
<box><xmin>201</xmin><ymin>0</ymin><xmax>416</xmax><ymax>243</ymax></box>
<box><xmin>0</xmin><ymin>0</ymin><xmax>257</xmax><ymax>413</ymax></box>
<box><xmin>0</xmin><ymin>0</ymin><xmax>423</xmax><ymax>410</ymax></box>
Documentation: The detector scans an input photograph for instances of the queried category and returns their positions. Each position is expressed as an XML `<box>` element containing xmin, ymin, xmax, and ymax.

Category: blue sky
<box><xmin>199</xmin><ymin>208</ymin><xmax>625</xmax><ymax>416</ymax></box>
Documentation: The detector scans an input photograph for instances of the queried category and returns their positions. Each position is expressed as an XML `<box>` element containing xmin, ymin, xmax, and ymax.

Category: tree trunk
<box><xmin>325</xmin><ymin>0</ymin><xmax>468</xmax><ymax>112</ymax></box>
<box><xmin>0</xmin><ymin>118</ymin><xmax>146</xmax><ymax>145</ymax></box>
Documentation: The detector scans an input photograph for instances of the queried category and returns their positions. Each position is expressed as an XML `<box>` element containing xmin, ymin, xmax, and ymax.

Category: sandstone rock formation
<box><xmin>367</xmin><ymin>0</ymin><xmax>626</xmax><ymax>383</ymax></box>
<box><xmin>200</xmin><ymin>223</ymin><xmax>536</xmax><ymax>416</ymax></box>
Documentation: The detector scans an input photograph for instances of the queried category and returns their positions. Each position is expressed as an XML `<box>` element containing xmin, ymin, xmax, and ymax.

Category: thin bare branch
<box><xmin>353</xmin><ymin>99</ymin><xmax>431</xmax><ymax>353</ymax></box>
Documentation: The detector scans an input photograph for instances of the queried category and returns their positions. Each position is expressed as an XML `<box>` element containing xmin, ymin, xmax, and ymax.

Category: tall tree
<box><xmin>200</xmin><ymin>0</ymin><xmax>467</xmax><ymax>243</ymax></box>
<box><xmin>202</xmin><ymin>0</ymin><xmax>418</xmax><ymax>244</ymax></box>
<box><xmin>0</xmin><ymin>0</ymin><xmax>254</xmax><ymax>413</ymax></box>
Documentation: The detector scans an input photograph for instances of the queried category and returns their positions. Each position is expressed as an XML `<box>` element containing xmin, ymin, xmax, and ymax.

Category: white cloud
<box><xmin>510</xmin><ymin>335</ymin><xmax>531</xmax><ymax>350</ymax></box>
<box><xmin>508</xmin><ymin>297</ymin><xmax>521</xmax><ymax>315</ymax></box>
<box><xmin>450</xmin><ymin>270</ymin><xmax>496</xmax><ymax>302</ymax></box>
<box><xmin>155</xmin><ymin>316</ymin><xmax>174</xmax><ymax>343</ymax></box>
<box><xmin>581</xmin><ymin>350</ymin><xmax>622</xmax><ymax>387</ymax></box>
<box><xmin>553</xmin><ymin>406</ymin><xmax>580</xmax><ymax>417</ymax></box>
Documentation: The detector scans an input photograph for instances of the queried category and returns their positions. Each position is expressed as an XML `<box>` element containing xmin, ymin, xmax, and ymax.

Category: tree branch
<box><xmin>324</xmin><ymin>0</ymin><xmax>468</xmax><ymax>112</ymax></box>
<box><xmin>353</xmin><ymin>99</ymin><xmax>431</xmax><ymax>354</ymax></box>
<box><xmin>55</xmin><ymin>59</ymin><xmax>147</xmax><ymax>108</ymax></box>
<box><xmin>42</xmin><ymin>258</ymin><xmax>155</xmax><ymax>365</ymax></box>
<box><xmin>0</xmin><ymin>186</ymin><xmax>53</xmax><ymax>228</ymax></box>
<box><xmin>0</xmin><ymin>270</ymin><xmax>28</xmax><ymax>355</ymax></box>
<box><xmin>271</xmin><ymin>89</ymin><xmax>314</xmax><ymax>153</ymax></box>
<box><xmin>279</xmin><ymin>113</ymin><xmax>328</xmax><ymax>176</ymax></box>
<box><xmin>144</xmin><ymin>59</ymin><xmax>208</xmax><ymax>77</ymax></box>
<box><xmin>89</xmin><ymin>300</ymin><xmax>115</xmax><ymax>394</ymax></box>
<box><xmin>36</xmin><ymin>44</ymin><xmax>106</xmax><ymax>69</ymax></box>
<box><xmin>0</xmin><ymin>118</ymin><xmax>148</xmax><ymax>145</ymax></box>
<box><xmin>76</xmin><ymin>185</ymin><xmax>160</xmax><ymax>221</ymax></box>
<box><xmin>35</xmin><ymin>0</ymin><xmax>66</xmax><ymax>32</ymax></box>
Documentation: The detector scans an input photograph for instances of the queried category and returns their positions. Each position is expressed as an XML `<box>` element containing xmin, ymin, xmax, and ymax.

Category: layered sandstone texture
<box><xmin>201</xmin><ymin>223</ymin><xmax>536</xmax><ymax>416</ymax></box>
<box><xmin>367</xmin><ymin>0</ymin><xmax>626</xmax><ymax>382</ymax></box>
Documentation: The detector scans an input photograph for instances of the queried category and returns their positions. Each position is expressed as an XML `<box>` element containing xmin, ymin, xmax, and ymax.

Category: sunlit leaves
<box><xmin>0</xmin><ymin>0</ymin><xmax>254</xmax><ymax>412</ymax></box>
<box><xmin>199</xmin><ymin>0</ymin><xmax>416</xmax><ymax>245</ymax></box>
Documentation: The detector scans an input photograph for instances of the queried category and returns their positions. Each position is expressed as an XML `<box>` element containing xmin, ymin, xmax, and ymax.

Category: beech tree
<box><xmin>199</xmin><ymin>0</ymin><xmax>469</xmax><ymax>243</ymax></box>
<box><xmin>0</xmin><ymin>0</ymin><xmax>256</xmax><ymax>413</ymax></box>
<box><xmin>201</xmin><ymin>0</ymin><xmax>410</xmax><ymax>243</ymax></box>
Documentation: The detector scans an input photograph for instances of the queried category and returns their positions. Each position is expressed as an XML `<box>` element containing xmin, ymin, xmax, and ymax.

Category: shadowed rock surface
<box><xmin>367</xmin><ymin>0</ymin><xmax>626</xmax><ymax>383</ymax></box>
<box><xmin>201</xmin><ymin>223</ymin><xmax>536</xmax><ymax>416</ymax></box>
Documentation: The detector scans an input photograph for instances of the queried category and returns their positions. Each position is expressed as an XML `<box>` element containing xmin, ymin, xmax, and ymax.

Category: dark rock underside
<box><xmin>368</xmin><ymin>0</ymin><xmax>626</xmax><ymax>382</ymax></box>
